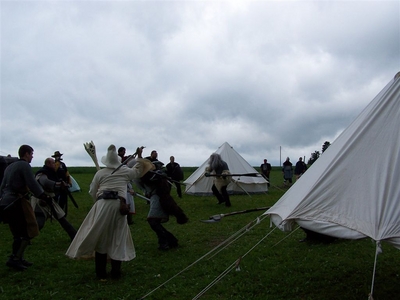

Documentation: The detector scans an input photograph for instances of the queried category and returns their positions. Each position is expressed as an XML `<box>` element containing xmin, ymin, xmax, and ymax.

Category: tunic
<box><xmin>65</xmin><ymin>159</ymin><xmax>149</xmax><ymax>261</ymax></box>
<box><xmin>0</xmin><ymin>160</ymin><xmax>44</xmax><ymax>238</ymax></box>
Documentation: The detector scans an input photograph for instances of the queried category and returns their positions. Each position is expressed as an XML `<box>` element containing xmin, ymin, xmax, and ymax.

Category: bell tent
<box><xmin>184</xmin><ymin>142</ymin><xmax>268</xmax><ymax>195</ymax></box>
<box><xmin>265</xmin><ymin>71</ymin><xmax>400</xmax><ymax>249</ymax></box>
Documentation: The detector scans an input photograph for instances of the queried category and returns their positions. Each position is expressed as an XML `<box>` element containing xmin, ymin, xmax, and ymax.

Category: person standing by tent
<box><xmin>260</xmin><ymin>159</ymin><xmax>272</xmax><ymax>186</ymax></box>
<box><xmin>294</xmin><ymin>157</ymin><xmax>307</xmax><ymax>181</ymax></box>
<box><xmin>31</xmin><ymin>157</ymin><xmax>77</xmax><ymax>241</ymax></box>
<box><xmin>166</xmin><ymin>156</ymin><xmax>184</xmax><ymax>198</ymax></box>
<box><xmin>282</xmin><ymin>157</ymin><xmax>293</xmax><ymax>186</ymax></box>
<box><xmin>205</xmin><ymin>153</ymin><xmax>232</xmax><ymax>207</ymax></box>
<box><xmin>66</xmin><ymin>145</ymin><xmax>154</xmax><ymax>280</ymax></box>
<box><xmin>52</xmin><ymin>151</ymin><xmax>71</xmax><ymax>216</ymax></box>
<box><xmin>0</xmin><ymin>145</ymin><xmax>53</xmax><ymax>271</ymax></box>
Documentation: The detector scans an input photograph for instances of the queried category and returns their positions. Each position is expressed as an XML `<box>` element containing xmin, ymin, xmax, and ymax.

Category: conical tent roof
<box><xmin>184</xmin><ymin>142</ymin><xmax>268</xmax><ymax>195</ymax></box>
<box><xmin>265</xmin><ymin>72</ymin><xmax>400</xmax><ymax>249</ymax></box>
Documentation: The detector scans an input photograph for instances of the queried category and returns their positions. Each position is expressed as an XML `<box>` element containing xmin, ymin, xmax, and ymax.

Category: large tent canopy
<box><xmin>184</xmin><ymin>142</ymin><xmax>268</xmax><ymax>195</ymax></box>
<box><xmin>265</xmin><ymin>72</ymin><xmax>400</xmax><ymax>249</ymax></box>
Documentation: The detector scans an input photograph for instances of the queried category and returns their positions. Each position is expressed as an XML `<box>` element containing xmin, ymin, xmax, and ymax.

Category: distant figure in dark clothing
<box><xmin>166</xmin><ymin>156</ymin><xmax>184</xmax><ymax>198</ymax></box>
<box><xmin>145</xmin><ymin>150</ymin><xmax>164</xmax><ymax>171</ymax></box>
<box><xmin>260</xmin><ymin>159</ymin><xmax>272</xmax><ymax>186</ymax></box>
<box><xmin>294</xmin><ymin>157</ymin><xmax>307</xmax><ymax>180</ymax></box>
<box><xmin>282</xmin><ymin>157</ymin><xmax>293</xmax><ymax>186</ymax></box>
<box><xmin>0</xmin><ymin>155</ymin><xmax>18</xmax><ymax>185</ymax></box>
<box><xmin>118</xmin><ymin>146</ymin><xmax>135</xmax><ymax>225</ymax></box>
<box><xmin>118</xmin><ymin>147</ymin><xmax>128</xmax><ymax>162</ymax></box>
<box><xmin>52</xmin><ymin>151</ymin><xmax>71</xmax><ymax>216</ymax></box>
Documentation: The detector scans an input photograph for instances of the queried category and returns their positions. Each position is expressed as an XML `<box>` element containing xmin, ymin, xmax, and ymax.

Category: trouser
<box><xmin>212</xmin><ymin>184</ymin><xmax>231</xmax><ymax>207</ymax></box>
<box><xmin>147</xmin><ymin>218</ymin><xmax>178</xmax><ymax>249</ymax></box>
<box><xmin>284</xmin><ymin>177</ymin><xmax>293</xmax><ymax>184</ymax></box>
<box><xmin>35</xmin><ymin>210</ymin><xmax>76</xmax><ymax>240</ymax></box>
<box><xmin>12</xmin><ymin>237</ymin><xmax>30</xmax><ymax>258</ymax></box>
<box><xmin>95</xmin><ymin>252</ymin><xmax>107</xmax><ymax>279</ymax></box>
<box><xmin>174</xmin><ymin>181</ymin><xmax>182</xmax><ymax>198</ymax></box>
<box><xmin>263</xmin><ymin>174</ymin><xmax>270</xmax><ymax>186</ymax></box>
<box><xmin>6</xmin><ymin>237</ymin><xmax>31</xmax><ymax>270</ymax></box>
<box><xmin>57</xmin><ymin>192</ymin><xmax>68</xmax><ymax>217</ymax></box>
<box><xmin>8</xmin><ymin>214</ymin><xmax>31</xmax><ymax>270</ymax></box>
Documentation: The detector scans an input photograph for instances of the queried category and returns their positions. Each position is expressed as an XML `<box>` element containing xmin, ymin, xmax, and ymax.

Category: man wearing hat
<box><xmin>66</xmin><ymin>144</ymin><xmax>155</xmax><ymax>280</ymax></box>
<box><xmin>51</xmin><ymin>151</ymin><xmax>71</xmax><ymax>215</ymax></box>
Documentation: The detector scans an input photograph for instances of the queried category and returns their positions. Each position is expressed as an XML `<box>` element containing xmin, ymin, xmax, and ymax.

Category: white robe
<box><xmin>66</xmin><ymin>160</ymin><xmax>151</xmax><ymax>261</ymax></box>
<box><xmin>66</xmin><ymin>199</ymin><xmax>134</xmax><ymax>260</ymax></box>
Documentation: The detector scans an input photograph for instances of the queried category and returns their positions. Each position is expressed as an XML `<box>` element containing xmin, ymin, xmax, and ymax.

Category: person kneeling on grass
<box><xmin>65</xmin><ymin>145</ymin><xmax>154</xmax><ymax>280</ymax></box>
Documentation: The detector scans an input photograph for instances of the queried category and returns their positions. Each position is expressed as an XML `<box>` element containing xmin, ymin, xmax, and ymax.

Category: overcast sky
<box><xmin>1</xmin><ymin>0</ymin><xmax>399</xmax><ymax>168</ymax></box>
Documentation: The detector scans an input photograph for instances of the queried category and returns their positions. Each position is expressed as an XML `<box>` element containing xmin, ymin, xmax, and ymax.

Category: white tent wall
<box><xmin>265</xmin><ymin>72</ymin><xmax>400</xmax><ymax>250</ymax></box>
<box><xmin>184</xmin><ymin>142</ymin><xmax>268</xmax><ymax>195</ymax></box>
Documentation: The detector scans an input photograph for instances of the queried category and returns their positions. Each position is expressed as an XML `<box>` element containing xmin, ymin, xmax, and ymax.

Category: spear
<box><xmin>200</xmin><ymin>206</ymin><xmax>270</xmax><ymax>223</ymax></box>
<box><xmin>204</xmin><ymin>173</ymin><xmax>262</xmax><ymax>177</ymax></box>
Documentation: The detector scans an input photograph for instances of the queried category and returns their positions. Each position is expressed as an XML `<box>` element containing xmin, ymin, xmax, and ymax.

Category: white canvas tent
<box><xmin>184</xmin><ymin>142</ymin><xmax>268</xmax><ymax>195</ymax></box>
<box><xmin>265</xmin><ymin>72</ymin><xmax>400</xmax><ymax>249</ymax></box>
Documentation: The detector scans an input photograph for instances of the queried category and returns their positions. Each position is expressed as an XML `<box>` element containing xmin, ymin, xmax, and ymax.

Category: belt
<box><xmin>97</xmin><ymin>195</ymin><xmax>126</xmax><ymax>201</ymax></box>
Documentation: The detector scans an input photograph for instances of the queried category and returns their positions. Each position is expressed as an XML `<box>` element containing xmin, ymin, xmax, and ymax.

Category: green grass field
<box><xmin>1</xmin><ymin>167</ymin><xmax>399</xmax><ymax>300</ymax></box>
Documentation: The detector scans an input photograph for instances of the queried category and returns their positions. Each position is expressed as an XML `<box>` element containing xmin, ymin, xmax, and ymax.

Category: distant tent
<box><xmin>184</xmin><ymin>142</ymin><xmax>268</xmax><ymax>195</ymax></box>
<box><xmin>265</xmin><ymin>72</ymin><xmax>400</xmax><ymax>249</ymax></box>
<box><xmin>69</xmin><ymin>175</ymin><xmax>81</xmax><ymax>192</ymax></box>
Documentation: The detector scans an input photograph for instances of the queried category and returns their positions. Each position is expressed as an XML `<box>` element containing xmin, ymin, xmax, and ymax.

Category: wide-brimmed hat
<box><xmin>127</xmin><ymin>158</ymin><xmax>156</xmax><ymax>176</ymax></box>
<box><xmin>52</xmin><ymin>151</ymin><xmax>63</xmax><ymax>158</ymax></box>
<box><xmin>101</xmin><ymin>145</ymin><xmax>121</xmax><ymax>169</ymax></box>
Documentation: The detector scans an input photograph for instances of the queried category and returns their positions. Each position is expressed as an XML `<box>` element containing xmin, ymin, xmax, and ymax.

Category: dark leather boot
<box><xmin>95</xmin><ymin>252</ymin><xmax>107</xmax><ymax>280</ymax></box>
<box><xmin>212</xmin><ymin>185</ymin><xmax>225</xmax><ymax>204</ymax></box>
<box><xmin>6</xmin><ymin>238</ymin><xmax>30</xmax><ymax>271</ymax></box>
<box><xmin>11</xmin><ymin>239</ymin><xmax>30</xmax><ymax>268</ymax></box>
<box><xmin>110</xmin><ymin>259</ymin><xmax>122</xmax><ymax>279</ymax></box>
<box><xmin>6</xmin><ymin>256</ymin><xmax>27</xmax><ymax>271</ymax></box>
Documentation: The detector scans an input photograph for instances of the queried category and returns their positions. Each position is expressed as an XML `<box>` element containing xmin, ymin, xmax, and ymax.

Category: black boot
<box><xmin>6</xmin><ymin>238</ymin><xmax>30</xmax><ymax>271</ymax></box>
<box><xmin>110</xmin><ymin>259</ymin><xmax>122</xmax><ymax>279</ymax></box>
<box><xmin>212</xmin><ymin>185</ymin><xmax>225</xmax><ymax>204</ymax></box>
<box><xmin>95</xmin><ymin>252</ymin><xmax>107</xmax><ymax>280</ymax></box>
<box><xmin>221</xmin><ymin>187</ymin><xmax>231</xmax><ymax>207</ymax></box>
<box><xmin>57</xmin><ymin>217</ymin><xmax>77</xmax><ymax>241</ymax></box>
<box><xmin>127</xmin><ymin>214</ymin><xmax>134</xmax><ymax>225</ymax></box>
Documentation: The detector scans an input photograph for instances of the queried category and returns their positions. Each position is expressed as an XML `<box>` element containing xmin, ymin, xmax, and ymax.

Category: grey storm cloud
<box><xmin>1</xmin><ymin>0</ymin><xmax>399</xmax><ymax>168</ymax></box>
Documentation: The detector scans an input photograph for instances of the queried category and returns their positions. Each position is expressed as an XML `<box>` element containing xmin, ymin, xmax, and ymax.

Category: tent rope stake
<box><xmin>368</xmin><ymin>241</ymin><xmax>382</xmax><ymax>300</ymax></box>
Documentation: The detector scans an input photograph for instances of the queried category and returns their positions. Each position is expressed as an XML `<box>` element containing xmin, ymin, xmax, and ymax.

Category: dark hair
<box><xmin>209</xmin><ymin>153</ymin><xmax>224</xmax><ymax>171</ymax></box>
<box><xmin>118</xmin><ymin>147</ymin><xmax>126</xmax><ymax>154</ymax></box>
<box><xmin>18</xmin><ymin>145</ymin><xmax>34</xmax><ymax>158</ymax></box>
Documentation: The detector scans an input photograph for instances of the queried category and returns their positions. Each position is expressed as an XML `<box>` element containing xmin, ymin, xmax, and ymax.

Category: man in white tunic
<box><xmin>65</xmin><ymin>145</ymin><xmax>154</xmax><ymax>280</ymax></box>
